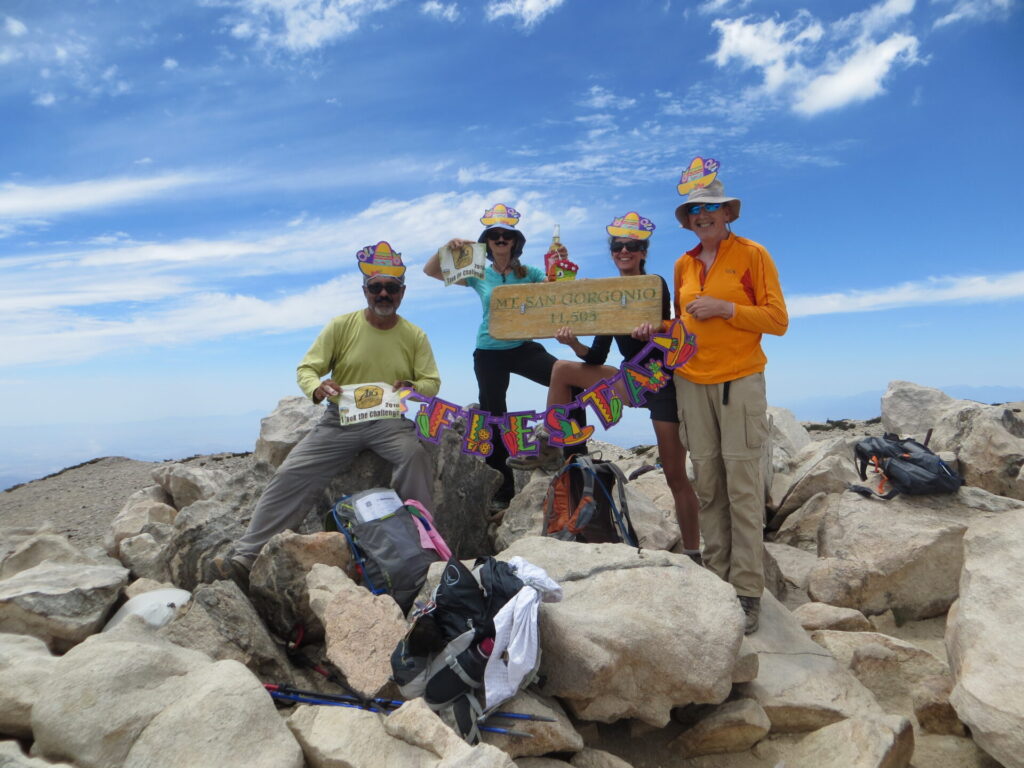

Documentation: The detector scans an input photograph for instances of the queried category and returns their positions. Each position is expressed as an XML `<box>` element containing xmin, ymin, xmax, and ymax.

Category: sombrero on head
<box><xmin>356</xmin><ymin>241</ymin><xmax>406</xmax><ymax>281</ymax></box>
<box><xmin>606</xmin><ymin>211</ymin><xmax>656</xmax><ymax>240</ymax></box>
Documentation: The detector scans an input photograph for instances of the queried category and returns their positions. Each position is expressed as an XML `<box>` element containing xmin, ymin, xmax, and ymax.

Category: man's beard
<box><xmin>371</xmin><ymin>298</ymin><xmax>396</xmax><ymax>317</ymax></box>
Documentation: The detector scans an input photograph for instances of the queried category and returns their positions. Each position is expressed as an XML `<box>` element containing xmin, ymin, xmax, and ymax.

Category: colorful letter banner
<box><xmin>399</xmin><ymin>319</ymin><xmax>697</xmax><ymax>458</ymax></box>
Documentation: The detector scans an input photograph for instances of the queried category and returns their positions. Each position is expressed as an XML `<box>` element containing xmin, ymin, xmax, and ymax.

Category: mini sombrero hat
<box><xmin>477</xmin><ymin>202</ymin><xmax>526</xmax><ymax>258</ymax></box>
<box><xmin>356</xmin><ymin>241</ymin><xmax>406</xmax><ymax>281</ymax></box>
<box><xmin>606</xmin><ymin>212</ymin><xmax>656</xmax><ymax>240</ymax></box>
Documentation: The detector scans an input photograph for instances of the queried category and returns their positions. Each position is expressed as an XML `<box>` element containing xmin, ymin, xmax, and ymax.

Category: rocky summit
<box><xmin>1</xmin><ymin>380</ymin><xmax>1022</xmax><ymax>768</ymax></box>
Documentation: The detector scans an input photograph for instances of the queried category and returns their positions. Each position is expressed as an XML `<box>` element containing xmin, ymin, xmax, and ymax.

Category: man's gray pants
<box><xmin>234</xmin><ymin>404</ymin><xmax>434</xmax><ymax>560</ymax></box>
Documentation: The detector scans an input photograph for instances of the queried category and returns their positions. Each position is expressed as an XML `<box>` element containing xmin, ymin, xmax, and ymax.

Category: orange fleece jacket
<box><xmin>673</xmin><ymin>232</ymin><xmax>788</xmax><ymax>385</ymax></box>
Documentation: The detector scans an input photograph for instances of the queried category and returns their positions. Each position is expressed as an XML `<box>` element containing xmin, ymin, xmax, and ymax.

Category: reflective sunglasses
<box><xmin>610</xmin><ymin>241</ymin><xmax>646</xmax><ymax>253</ymax></box>
<box><xmin>686</xmin><ymin>203</ymin><xmax>723</xmax><ymax>215</ymax></box>
<box><xmin>486</xmin><ymin>230</ymin><xmax>515</xmax><ymax>242</ymax></box>
<box><xmin>365</xmin><ymin>281</ymin><xmax>403</xmax><ymax>295</ymax></box>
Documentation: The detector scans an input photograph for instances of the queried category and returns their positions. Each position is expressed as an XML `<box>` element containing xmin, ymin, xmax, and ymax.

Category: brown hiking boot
<box><xmin>211</xmin><ymin>554</ymin><xmax>253</xmax><ymax>593</ymax></box>
<box><xmin>738</xmin><ymin>595</ymin><xmax>760</xmax><ymax>635</ymax></box>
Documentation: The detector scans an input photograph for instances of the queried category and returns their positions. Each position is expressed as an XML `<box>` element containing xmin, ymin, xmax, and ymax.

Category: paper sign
<box><xmin>438</xmin><ymin>243</ymin><xmax>486</xmax><ymax>286</ymax></box>
<box><xmin>351</xmin><ymin>489</ymin><xmax>404</xmax><ymax>523</ymax></box>
<box><xmin>338</xmin><ymin>382</ymin><xmax>404</xmax><ymax>426</ymax></box>
<box><xmin>677</xmin><ymin>157</ymin><xmax>720</xmax><ymax>196</ymax></box>
<box><xmin>488</xmin><ymin>275</ymin><xmax>663</xmax><ymax>340</ymax></box>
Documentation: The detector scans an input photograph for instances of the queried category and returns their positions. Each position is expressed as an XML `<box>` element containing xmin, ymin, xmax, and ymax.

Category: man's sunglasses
<box><xmin>486</xmin><ymin>230</ymin><xmax>515</xmax><ymax>242</ymax></box>
<box><xmin>610</xmin><ymin>241</ymin><xmax>646</xmax><ymax>253</ymax></box>
<box><xmin>365</xmin><ymin>281</ymin><xmax>403</xmax><ymax>295</ymax></box>
<box><xmin>686</xmin><ymin>203</ymin><xmax>723</xmax><ymax>215</ymax></box>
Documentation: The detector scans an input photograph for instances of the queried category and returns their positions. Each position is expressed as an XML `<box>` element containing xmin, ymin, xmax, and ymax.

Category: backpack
<box><xmin>326</xmin><ymin>488</ymin><xmax>448</xmax><ymax>614</ymax></box>
<box><xmin>390</xmin><ymin>557</ymin><xmax>533</xmax><ymax>743</ymax></box>
<box><xmin>849</xmin><ymin>433</ymin><xmax>964</xmax><ymax>500</ymax></box>
<box><xmin>542</xmin><ymin>455</ymin><xmax>638</xmax><ymax>546</ymax></box>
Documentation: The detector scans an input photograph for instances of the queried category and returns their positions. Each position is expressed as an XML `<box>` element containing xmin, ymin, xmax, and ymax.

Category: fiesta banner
<box><xmin>395</xmin><ymin>319</ymin><xmax>696</xmax><ymax>459</ymax></box>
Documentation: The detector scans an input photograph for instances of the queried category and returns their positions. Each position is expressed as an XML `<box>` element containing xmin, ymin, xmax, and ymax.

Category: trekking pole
<box><xmin>265</xmin><ymin>684</ymin><xmax>402</xmax><ymax>710</ymax></box>
<box><xmin>481</xmin><ymin>711</ymin><xmax>556</xmax><ymax>723</ymax></box>
<box><xmin>267</xmin><ymin>690</ymin><xmax>387</xmax><ymax>714</ymax></box>
<box><xmin>478</xmin><ymin>725</ymin><xmax>534</xmax><ymax>738</ymax></box>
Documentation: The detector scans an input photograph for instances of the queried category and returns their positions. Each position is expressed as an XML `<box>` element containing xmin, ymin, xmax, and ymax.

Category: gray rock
<box><xmin>156</xmin><ymin>579</ymin><xmax>300</xmax><ymax>683</ymax></box>
<box><xmin>811</xmin><ymin>630</ymin><xmax>949</xmax><ymax>714</ymax></box>
<box><xmin>764</xmin><ymin>542</ymin><xmax>818</xmax><ymax>593</ymax></box>
<box><xmin>500</xmin><ymin>537</ymin><xmax>743</xmax><ymax>726</ymax></box>
<box><xmin>0</xmin><ymin>633</ymin><xmax>57</xmax><ymax>739</ymax></box>
<box><xmin>0</xmin><ymin>741</ymin><xmax>76</xmax><ymax>767</ymax></box>
<box><xmin>882</xmin><ymin>381</ymin><xmax>1024</xmax><ymax>500</ymax></box>
<box><xmin>311</xmin><ymin>574</ymin><xmax>409</xmax><ymax>698</ymax></box>
<box><xmin>254</xmin><ymin>395</ymin><xmax>322</xmax><ymax>468</ymax></box>
<box><xmin>673</xmin><ymin>698</ymin><xmax>771</xmax><ymax>757</ymax></box>
<box><xmin>0</xmin><ymin>532</ymin><xmax>98</xmax><ymax>579</ymax></box>
<box><xmin>737</xmin><ymin>591</ymin><xmax>884</xmax><ymax>732</ymax></box>
<box><xmin>771</xmin><ymin>491</ymin><xmax>831</xmax><ymax>552</ymax></box>
<box><xmin>913</xmin><ymin>674</ymin><xmax>967</xmax><ymax>737</ymax></box>
<box><xmin>106</xmin><ymin>498</ymin><xmax>177</xmax><ymax>558</ymax></box>
<box><xmin>767</xmin><ymin>406</ymin><xmax>812</xmax><ymax>474</ymax></box>
<box><xmin>760</xmin><ymin>714</ymin><xmax>914</xmax><ymax>768</ymax></box>
<box><xmin>164</xmin><ymin>500</ymin><xmax>247</xmax><ymax>590</ymax></box>
<box><xmin>0</xmin><ymin>561</ymin><xmax>128</xmax><ymax>652</ymax></box>
<box><xmin>31</xmin><ymin>632</ymin><xmax>295</xmax><ymax>768</ymax></box>
<box><xmin>792</xmin><ymin>602</ymin><xmax>872</xmax><ymax>631</ymax></box>
<box><xmin>771</xmin><ymin>437</ymin><xmax>861</xmax><ymax>525</ymax></box>
<box><xmin>248</xmin><ymin>530</ymin><xmax>356</xmax><ymax>641</ymax></box>
<box><xmin>946</xmin><ymin>511</ymin><xmax>1024</xmax><ymax>768</ymax></box>
<box><xmin>151</xmin><ymin>463</ymin><xmax>231</xmax><ymax>510</ymax></box>
<box><xmin>479</xmin><ymin>690</ymin><xmax>582</xmax><ymax>758</ymax></box>
<box><xmin>287</xmin><ymin>705</ymin><xmax>440</xmax><ymax>767</ymax></box>
<box><xmin>808</xmin><ymin>488</ymin><xmax>1022</xmax><ymax>621</ymax></box>
<box><xmin>117</xmin><ymin>522</ymin><xmax>174</xmax><ymax>582</ymax></box>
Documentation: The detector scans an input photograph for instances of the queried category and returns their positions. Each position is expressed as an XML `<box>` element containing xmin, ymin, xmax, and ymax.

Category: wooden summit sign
<box><xmin>489</xmin><ymin>275</ymin><xmax>662</xmax><ymax>340</ymax></box>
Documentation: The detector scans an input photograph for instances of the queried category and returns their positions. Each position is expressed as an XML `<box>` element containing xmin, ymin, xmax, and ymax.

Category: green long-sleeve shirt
<box><xmin>296</xmin><ymin>310</ymin><xmax>441</xmax><ymax>405</ymax></box>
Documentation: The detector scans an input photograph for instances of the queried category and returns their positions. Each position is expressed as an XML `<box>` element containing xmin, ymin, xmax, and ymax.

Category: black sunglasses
<box><xmin>610</xmin><ymin>241</ymin><xmax>646</xmax><ymax>253</ymax></box>
<box><xmin>365</xmin><ymin>281</ymin><xmax>403</xmax><ymax>295</ymax></box>
<box><xmin>486</xmin><ymin>230</ymin><xmax>515</xmax><ymax>242</ymax></box>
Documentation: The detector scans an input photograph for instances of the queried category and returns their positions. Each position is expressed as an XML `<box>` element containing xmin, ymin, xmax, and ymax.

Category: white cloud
<box><xmin>579</xmin><ymin>85</ymin><xmax>637</xmax><ymax>110</ymax></box>
<box><xmin>485</xmin><ymin>0</ymin><xmax>565</xmax><ymax>28</ymax></box>
<box><xmin>221</xmin><ymin>0</ymin><xmax>398</xmax><ymax>52</ymax></box>
<box><xmin>795</xmin><ymin>33</ymin><xmax>919</xmax><ymax>115</ymax></box>
<box><xmin>698</xmin><ymin>0</ymin><xmax>752</xmax><ymax>15</ymax></box>
<box><xmin>163</xmin><ymin>57</ymin><xmax>179</xmax><ymax>69</ymax></box>
<box><xmin>789</xmin><ymin>271</ymin><xmax>1024</xmax><ymax>317</ymax></box>
<box><xmin>420</xmin><ymin>1</ymin><xmax>460</xmax><ymax>22</ymax></box>
<box><xmin>709</xmin><ymin>0</ymin><xmax>923</xmax><ymax>115</ymax></box>
<box><xmin>0</xmin><ymin>173</ymin><xmax>209</xmax><ymax>220</ymax></box>
<box><xmin>32</xmin><ymin>91</ymin><xmax>57</xmax><ymax>106</ymax></box>
<box><xmin>933</xmin><ymin>0</ymin><xmax>1013</xmax><ymax>28</ymax></box>
<box><xmin>4</xmin><ymin>16</ymin><xmax>28</xmax><ymax>36</ymax></box>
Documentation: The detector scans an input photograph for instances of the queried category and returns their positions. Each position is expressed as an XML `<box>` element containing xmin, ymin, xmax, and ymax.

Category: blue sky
<box><xmin>2</xmin><ymin>0</ymin><xmax>1022</xmax><ymax>489</ymax></box>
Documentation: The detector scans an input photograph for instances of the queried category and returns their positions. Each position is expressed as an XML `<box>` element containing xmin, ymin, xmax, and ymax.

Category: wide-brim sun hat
<box><xmin>356</xmin><ymin>241</ymin><xmax>406</xmax><ymax>282</ymax></box>
<box><xmin>674</xmin><ymin>179</ymin><xmax>741</xmax><ymax>229</ymax></box>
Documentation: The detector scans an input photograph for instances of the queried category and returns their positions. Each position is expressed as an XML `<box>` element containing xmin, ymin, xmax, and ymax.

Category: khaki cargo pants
<box><xmin>677</xmin><ymin>372</ymin><xmax>768</xmax><ymax>598</ymax></box>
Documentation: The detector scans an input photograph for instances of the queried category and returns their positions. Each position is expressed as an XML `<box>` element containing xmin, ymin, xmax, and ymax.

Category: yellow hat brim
<box><xmin>606</xmin><ymin>226</ymin><xmax>653</xmax><ymax>240</ymax></box>
<box><xmin>359</xmin><ymin>262</ymin><xmax>406</xmax><ymax>278</ymax></box>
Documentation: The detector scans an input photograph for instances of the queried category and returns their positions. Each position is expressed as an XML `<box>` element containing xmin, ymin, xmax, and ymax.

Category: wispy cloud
<box><xmin>709</xmin><ymin>0</ymin><xmax>923</xmax><ymax>116</ymax></box>
<box><xmin>579</xmin><ymin>85</ymin><xmax>637</xmax><ymax>110</ymax></box>
<box><xmin>162</xmin><ymin>57</ymin><xmax>179</xmax><ymax>70</ymax></box>
<box><xmin>698</xmin><ymin>0</ymin><xmax>753</xmax><ymax>15</ymax></box>
<box><xmin>218</xmin><ymin>0</ymin><xmax>398</xmax><ymax>52</ymax></box>
<box><xmin>4</xmin><ymin>16</ymin><xmax>28</xmax><ymax>36</ymax></box>
<box><xmin>485</xmin><ymin>0</ymin><xmax>565</xmax><ymax>28</ymax></box>
<box><xmin>933</xmin><ymin>0</ymin><xmax>1013</xmax><ymax>28</ymax></box>
<box><xmin>789</xmin><ymin>271</ymin><xmax>1024</xmax><ymax>317</ymax></box>
<box><xmin>0</xmin><ymin>173</ymin><xmax>211</xmax><ymax>221</ymax></box>
<box><xmin>421</xmin><ymin>1</ymin><xmax>460</xmax><ymax>22</ymax></box>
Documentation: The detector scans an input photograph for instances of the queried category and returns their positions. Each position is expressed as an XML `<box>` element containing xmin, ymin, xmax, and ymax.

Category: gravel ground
<box><xmin>0</xmin><ymin>452</ymin><xmax>252</xmax><ymax>552</ymax></box>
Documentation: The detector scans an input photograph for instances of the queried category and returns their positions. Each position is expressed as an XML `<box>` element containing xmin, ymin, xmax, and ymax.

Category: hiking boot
<box><xmin>212</xmin><ymin>553</ymin><xmax>253</xmax><ymax>593</ymax></box>
<box><xmin>738</xmin><ymin>595</ymin><xmax>760</xmax><ymax>635</ymax></box>
<box><xmin>682</xmin><ymin>549</ymin><xmax>703</xmax><ymax>566</ymax></box>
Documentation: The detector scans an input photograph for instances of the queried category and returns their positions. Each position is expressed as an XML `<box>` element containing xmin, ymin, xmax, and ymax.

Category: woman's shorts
<box><xmin>644</xmin><ymin>378</ymin><xmax>679</xmax><ymax>424</ymax></box>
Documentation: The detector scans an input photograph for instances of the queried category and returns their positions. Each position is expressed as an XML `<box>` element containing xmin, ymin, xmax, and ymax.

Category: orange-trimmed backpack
<box><xmin>849</xmin><ymin>432</ymin><xmax>964</xmax><ymax>500</ymax></box>
<box><xmin>542</xmin><ymin>455</ymin><xmax>638</xmax><ymax>546</ymax></box>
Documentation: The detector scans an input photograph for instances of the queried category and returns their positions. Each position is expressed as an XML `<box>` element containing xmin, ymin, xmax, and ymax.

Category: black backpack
<box><xmin>849</xmin><ymin>433</ymin><xmax>964</xmax><ymax>500</ymax></box>
<box><xmin>542</xmin><ymin>455</ymin><xmax>638</xmax><ymax>546</ymax></box>
<box><xmin>326</xmin><ymin>489</ymin><xmax>446</xmax><ymax>614</ymax></box>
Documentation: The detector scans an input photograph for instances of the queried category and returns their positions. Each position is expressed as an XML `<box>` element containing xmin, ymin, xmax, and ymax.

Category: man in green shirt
<box><xmin>215</xmin><ymin>242</ymin><xmax>441</xmax><ymax>586</ymax></box>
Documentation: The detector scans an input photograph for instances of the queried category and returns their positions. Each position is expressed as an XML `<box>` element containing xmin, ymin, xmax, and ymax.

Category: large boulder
<box><xmin>0</xmin><ymin>561</ymin><xmax>128</xmax><ymax>652</ymax></box>
<box><xmin>164</xmin><ymin>500</ymin><xmax>247</xmax><ymax>590</ymax></box>
<box><xmin>0</xmin><ymin>531</ymin><xmax>99</xmax><ymax>579</ymax></box>
<box><xmin>771</xmin><ymin>491</ymin><xmax>831</xmax><ymax>552</ymax></box>
<box><xmin>499</xmin><ymin>537</ymin><xmax>743</xmax><ymax>726</ymax></box>
<box><xmin>736</xmin><ymin>591</ymin><xmax>884</xmax><ymax>732</ymax></box>
<box><xmin>254</xmin><ymin>395</ymin><xmax>322</xmax><ymax>468</ymax></box>
<box><xmin>156</xmin><ymin>579</ymin><xmax>300</xmax><ymax>683</ymax></box>
<box><xmin>31</xmin><ymin>632</ymin><xmax>303</xmax><ymax>768</ymax></box>
<box><xmin>248</xmin><ymin>530</ymin><xmax>356</xmax><ymax>641</ymax></box>
<box><xmin>767</xmin><ymin>406</ymin><xmax>812</xmax><ymax>474</ymax></box>
<box><xmin>0</xmin><ymin>632</ymin><xmax>57</xmax><ymax>738</ymax></box>
<box><xmin>882</xmin><ymin>381</ymin><xmax>1024</xmax><ymax>500</ymax></box>
<box><xmin>759</xmin><ymin>715</ymin><xmax>914</xmax><ymax>768</ymax></box>
<box><xmin>106</xmin><ymin>485</ymin><xmax>177</xmax><ymax>558</ymax></box>
<box><xmin>770</xmin><ymin>437</ymin><xmax>861</xmax><ymax>524</ymax></box>
<box><xmin>309</xmin><ymin>569</ymin><xmax>409</xmax><ymax>698</ymax></box>
<box><xmin>946</xmin><ymin>511</ymin><xmax>1024</xmax><ymax>768</ymax></box>
<box><xmin>151</xmin><ymin>463</ymin><xmax>232</xmax><ymax>510</ymax></box>
<box><xmin>117</xmin><ymin>522</ymin><xmax>175</xmax><ymax>582</ymax></box>
<box><xmin>807</xmin><ymin>487</ymin><xmax>1024</xmax><ymax>621</ymax></box>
